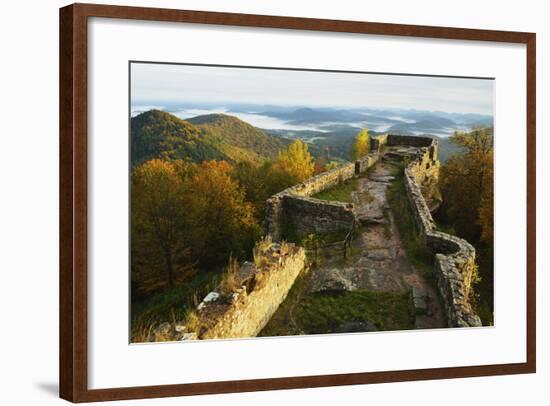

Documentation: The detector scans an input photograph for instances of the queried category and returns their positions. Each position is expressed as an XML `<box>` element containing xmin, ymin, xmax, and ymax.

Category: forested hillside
<box><xmin>130</xmin><ymin>111</ymin><xmax>321</xmax><ymax>340</ymax></box>
<box><xmin>187</xmin><ymin>113</ymin><xmax>290</xmax><ymax>163</ymax></box>
<box><xmin>131</xmin><ymin>110</ymin><xmax>291</xmax><ymax>166</ymax></box>
<box><xmin>130</xmin><ymin>110</ymin><xmax>225</xmax><ymax>166</ymax></box>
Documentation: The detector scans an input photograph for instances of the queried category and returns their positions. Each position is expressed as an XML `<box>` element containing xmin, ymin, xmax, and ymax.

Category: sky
<box><xmin>131</xmin><ymin>62</ymin><xmax>494</xmax><ymax>115</ymax></box>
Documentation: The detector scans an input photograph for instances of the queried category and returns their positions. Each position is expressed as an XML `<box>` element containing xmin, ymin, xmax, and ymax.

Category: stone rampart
<box><xmin>402</xmin><ymin>141</ymin><xmax>481</xmax><ymax>328</ymax></box>
<box><xmin>282</xmin><ymin>195</ymin><xmax>355</xmax><ymax>238</ymax></box>
<box><xmin>161</xmin><ymin>242</ymin><xmax>306</xmax><ymax>341</ymax></box>
<box><xmin>264</xmin><ymin>152</ymin><xmax>379</xmax><ymax>241</ymax></box>
<box><xmin>263</xmin><ymin>134</ymin><xmax>480</xmax><ymax>328</ymax></box>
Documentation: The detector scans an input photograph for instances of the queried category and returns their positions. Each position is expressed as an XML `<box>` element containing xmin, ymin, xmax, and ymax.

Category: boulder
<box><xmin>311</xmin><ymin>268</ymin><xmax>356</xmax><ymax>293</ymax></box>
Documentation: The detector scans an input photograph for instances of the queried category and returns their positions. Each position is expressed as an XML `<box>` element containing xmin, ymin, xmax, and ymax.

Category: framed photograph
<box><xmin>59</xmin><ymin>3</ymin><xmax>536</xmax><ymax>402</ymax></box>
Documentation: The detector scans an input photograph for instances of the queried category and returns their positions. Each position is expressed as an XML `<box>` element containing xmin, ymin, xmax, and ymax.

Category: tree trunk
<box><xmin>163</xmin><ymin>246</ymin><xmax>174</xmax><ymax>287</ymax></box>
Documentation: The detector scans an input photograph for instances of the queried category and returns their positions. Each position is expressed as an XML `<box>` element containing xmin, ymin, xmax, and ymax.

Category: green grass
<box><xmin>260</xmin><ymin>288</ymin><xmax>415</xmax><ymax>336</ymax></box>
<box><xmin>131</xmin><ymin>270</ymin><xmax>221</xmax><ymax>341</ymax></box>
<box><xmin>312</xmin><ymin>177</ymin><xmax>358</xmax><ymax>203</ymax></box>
<box><xmin>298</xmin><ymin>290</ymin><xmax>415</xmax><ymax>333</ymax></box>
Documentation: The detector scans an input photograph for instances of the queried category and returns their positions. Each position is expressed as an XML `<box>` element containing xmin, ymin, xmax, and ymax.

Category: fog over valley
<box><xmin>131</xmin><ymin>103</ymin><xmax>493</xmax><ymax>139</ymax></box>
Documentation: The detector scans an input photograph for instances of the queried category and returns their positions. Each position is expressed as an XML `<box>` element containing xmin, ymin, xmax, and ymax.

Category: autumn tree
<box><xmin>132</xmin><ymin>158</ymin><xmax>263</xmax><ymax>297</ymax></box>
<box><xmin>350</xmin><ymin>128</ymin><xmax>370</xmax><ymax>161</ymax></box>
<box><xmin>131</xmin><ymin>159</ymin><xmax>186</xmax><ymax>289</ymax></box>
<box><xmin>273</xmin><ymin>140</ymin><xmax>315</xmax><ymax>184</ymax></box>
<box><xmin>439</xmin><ymin>128</ymin><xmax>494</xmax><ymax>243</ymax></box>
<box><xmin>231</xmin><ymin>159</ymin><xmax>304</xmax><ymax>222</ymax></box>
<box><xmin>439</xmin><ymin>127</ymin><xmax>494</xmax><ymax>325</ymax></box>
<box><xmin>184</xmin><ymin>160</ymin><xmax>261</xmax><ymax>267</ymax></box>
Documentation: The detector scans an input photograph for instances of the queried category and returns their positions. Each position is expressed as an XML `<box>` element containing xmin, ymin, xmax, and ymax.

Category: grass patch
<box><xmin>473</xmin><ymin>245</ymin><xmax>494</xmax><ymax>326</ymax></box>
<box><xmin>312</xmin><ymin>177</ymin><xmax>358</xmax><ymax>203</ymax></box>
<box><xmin>131</xmin><ymin>270</ymin><xmax>221</xmax><ymax>342</ymax></box>
<box><xmin>386</xmin><ymin>164</ymin><xmax>437</xmax><ymax>288</ymax></box>
<box><xmin>261</xmin><ymin>288</ymin><xmax>415</xmax><ymax>336</ymax></box>
<box><xmin>298</xmin><ymin>290</ymin><xmax>415</xmax><ymax>333</ymax></box>
<box><xmin>218</xmin><ymin>256</ymin><xmax>240</xmax><ymax>297</ymax></box>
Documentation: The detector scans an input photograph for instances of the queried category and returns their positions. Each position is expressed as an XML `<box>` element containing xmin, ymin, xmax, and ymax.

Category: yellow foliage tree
<box><xmin>273</xmin><ymin>140</ymin><xmax>315</xmax><ymax>183</ymax></box>
<box><xmin>350</xmin><ymin>128</ymin><xmax>370</xmax><ymax>160</ymax></box>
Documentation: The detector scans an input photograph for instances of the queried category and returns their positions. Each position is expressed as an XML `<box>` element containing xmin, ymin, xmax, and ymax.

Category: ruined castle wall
<box><xmin>261</xmin><ymin>134</ymin><xmax>480</xmax><ymax>328</ymax></box>
<box><xmin>281</xmin><ymin>162</ymin><xmax>356</xmax><ymax>197</ymax></box>
<box><xmin>196</xmin><ymin>244</ymin><xmax>306</xmax><ymax>340</ymax></box>
<box><xmin>386</xmin><ymin>134</ymin><xmax>434</xmax><ymax>148</ymax></box>
<box><xmin>403</xmin><ymin>142</ymin><xmax>481</xmax><ymax>328</ymax></box>
<box><xmin>264</xmin><ymin>152</ymin><xmax>379</xmax><ymax>241</ymax></box>
<box><xmin>282</xmin><ymin>195</ymin><xmax>355</xmax><ymax>238</ymax></box>
<box><xmin>355</xmin><ymin>153</ymin><xmax>379</xmax><ymax>174</ymax></box>
<box><xmin>370</xmin><ymin>134</ymin><xmax>388</xmax><ymax>153</ymax></box>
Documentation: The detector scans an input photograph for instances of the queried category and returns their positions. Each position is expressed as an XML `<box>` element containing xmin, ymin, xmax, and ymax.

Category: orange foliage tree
<box><xmin>184</xmin><ymin>160</ymin><xmax>260</xmax><ymax>267</ymax></box>
<box><xmin>131</xmin><ymin>159</ymin><xmax>261</xmax><ymax>295</ymax></box>
<box><xmin>131</xmin><ymin>159</ymin><xmax>186</xmax><ymax>289</ymax></box>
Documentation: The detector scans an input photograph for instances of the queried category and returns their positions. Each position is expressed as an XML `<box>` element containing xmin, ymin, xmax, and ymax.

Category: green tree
<box><xmin>233</xmin><ymin>159</ymin><xmax>306</xmax><ymax>221</ymax></box>
<box><xmin>350</xmin><ymin>128</ymin><xmax>370</xmax><ymax>161</ymax></box>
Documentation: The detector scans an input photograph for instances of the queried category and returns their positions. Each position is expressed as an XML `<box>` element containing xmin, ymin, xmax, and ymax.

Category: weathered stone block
<box><xmin>190</xmin><ymin>244</ymin><xmax>307</xmax><ymax>340</ymax></box>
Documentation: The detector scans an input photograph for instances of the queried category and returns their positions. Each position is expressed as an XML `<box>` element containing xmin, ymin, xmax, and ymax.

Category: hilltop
<box><xmin>187</xmin><ymin>113</ymin><xmax>290</xmax><ymax>163</ymax></box>
<box><xmin>131</xmin><ymin>110</ymin><xmax>290</xmax><ymax>166</ymax></box>
<box><xmin>131</xmin><ymin>110</ymin><xmax>225</xmax><ymax>166</ymax></box>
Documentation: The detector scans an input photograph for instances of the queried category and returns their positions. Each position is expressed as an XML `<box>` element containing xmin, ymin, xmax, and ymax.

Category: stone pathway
<box><xmin>310</xmin><ymin>154</ymin><xmax>446</xmax><ymax>330</ymax></box>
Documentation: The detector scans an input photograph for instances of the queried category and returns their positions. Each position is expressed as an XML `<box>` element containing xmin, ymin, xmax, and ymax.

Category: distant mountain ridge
<box><xmin>254</xmin><ymin>106</ymin><xmax>493</xmax><ymax>136</ymax></box>
<box><xmin>131</xmin><ymin>107</ymin><xmax>491</xmax><ymax>166</ymax></box>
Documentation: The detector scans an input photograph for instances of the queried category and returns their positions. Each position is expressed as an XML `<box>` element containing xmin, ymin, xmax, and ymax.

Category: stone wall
<box><xmin>176</xmin><ymin>243</ymin><xmax>306</xmax><ymax>340</ymax></box>
<box><xmin>370</xmin><ymin>134</ymin><xmax>388</xmax><ymax>153</ymax></box>
<box><xmin>402</xmin><ymin>141</ymin><xmax>481</xmax><ymax>328</ymax></box>
<box><xmin>282</xmin><ymin>195</ymin><xmax>355</xmax><ymax>237</ymax></box>
<box><xmin>386</xmin><ymin>134</ymin><xmax>434</xmax><ymax>148</ymax></box>
<box><xmin>264</xmin><ymin>152</ymin><xmax>379</xmax><ymax>241</ymax></box>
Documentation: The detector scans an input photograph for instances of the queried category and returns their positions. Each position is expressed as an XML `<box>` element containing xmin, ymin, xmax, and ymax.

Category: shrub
<box><xmin>218</xmin><ymin>256</ymin><xmax>241</xmax><ymax>297</ymax></box>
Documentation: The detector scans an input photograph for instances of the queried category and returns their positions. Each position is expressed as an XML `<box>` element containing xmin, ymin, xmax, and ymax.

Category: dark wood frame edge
<box><xmin>59</xmin><ymin>3</ymin><xmax>536</xmax><ymax>403</ymax></box>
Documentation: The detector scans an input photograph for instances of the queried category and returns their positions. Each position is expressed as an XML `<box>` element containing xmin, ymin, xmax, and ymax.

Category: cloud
<box><xmin>131</xmin><ymin>63</ymin><xmax>494</xmax><ymax>115</ymax></box>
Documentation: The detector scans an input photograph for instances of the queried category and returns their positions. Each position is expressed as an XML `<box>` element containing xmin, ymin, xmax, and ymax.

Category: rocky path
<box><xmin>310</xmin><ymin>156</ymin><xmax>446</xmax><ymax>330</ymax></box>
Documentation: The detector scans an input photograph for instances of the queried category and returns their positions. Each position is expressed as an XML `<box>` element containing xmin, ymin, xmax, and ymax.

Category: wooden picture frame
<box><xmin>59</xmin><ymin>3</ymin><xmax>536</xmax><ymax>402</ymax></box>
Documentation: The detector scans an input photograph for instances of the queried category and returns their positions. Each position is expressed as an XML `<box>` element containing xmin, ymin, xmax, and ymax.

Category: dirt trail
<box><xmin>311</xmin><ymin>155</ymin><xmax>446</xmax><ymax>329</ymax></box>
